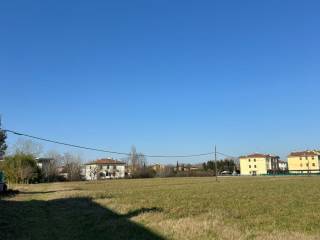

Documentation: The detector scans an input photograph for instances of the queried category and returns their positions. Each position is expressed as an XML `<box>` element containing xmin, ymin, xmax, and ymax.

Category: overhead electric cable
<box><xmin>4</xmin><ymin>129</ymin><xmax>218</xmax><ymax>158</ymax></box>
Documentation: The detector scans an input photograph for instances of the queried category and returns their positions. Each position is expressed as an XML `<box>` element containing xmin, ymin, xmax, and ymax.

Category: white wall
<box><xmin>84</xmin><ymin>164</ymin><xmax>125</xmax><ymax>180</ymax></box>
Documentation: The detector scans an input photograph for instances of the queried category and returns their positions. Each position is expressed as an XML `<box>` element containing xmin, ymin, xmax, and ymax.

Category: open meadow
<box><xmin>1</xmin><ymin>176</ymin><xmax>320</xmax><ymax>240</ymax></box>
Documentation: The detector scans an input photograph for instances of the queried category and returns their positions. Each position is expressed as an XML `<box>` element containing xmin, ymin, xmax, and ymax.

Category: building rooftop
<box><xmin>288</xmin><ymin>151</ymin><xmax>320</xmax><ymax>157</ymax></box>
<box><xmin>86</xmin><ymin>158</ymin><xmax>126</xmax><ymax>165</ymax></box>
<box><xmin>240</xmin><ymin>153</ymin><xmax>279</xmax><ymax>158</ymax></box>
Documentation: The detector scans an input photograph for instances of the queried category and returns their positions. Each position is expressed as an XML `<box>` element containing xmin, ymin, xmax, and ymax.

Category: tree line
<box><xmin>202</xmin><ymin>159</ymin><xmax>238</xmax><ymax>174</ymax></box>
<box><xmin>0</xmin><ymin>130</ymin><xmax>83</xmax><ymax>184</ymax></box>
<box><xmin>0</xmin><ymin>127</ymin><xmax>239</xmax><ymax>182</ymax></box>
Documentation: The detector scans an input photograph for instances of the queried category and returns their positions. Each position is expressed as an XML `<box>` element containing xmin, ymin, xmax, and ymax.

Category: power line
<box><xmin>216</xmin><ymin>152</ymin><xmax>238</xmax><ymax>159</ymax></box>
<box><xmin>4</xmin><ymin>129</ymin><xmax>220</xmax><ymax>158</ymax></box>
<box><xmin>4</xmin><ymin>129</ymin><xmax>131</xmax><ymax>156</ymax></box>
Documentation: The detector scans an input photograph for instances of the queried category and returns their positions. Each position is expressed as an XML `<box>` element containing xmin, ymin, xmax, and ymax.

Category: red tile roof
<box><xmin>86</xmin><ymin>159</ymin><xmax>126</xmax><ymax>165</ymax></box>
<box><xmin>288</xmin><ymin>151</ymin><xmax>320</xmax><ymax>157</ymax></box>
<box><xmin>240</xmin><ymin>153</ymin><xmax>279</xmax><ymax>158</ymax></box>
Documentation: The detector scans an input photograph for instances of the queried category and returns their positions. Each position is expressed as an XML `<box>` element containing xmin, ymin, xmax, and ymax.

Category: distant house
<box><xmin>36</xmin><ymin>158</ymin><xmax>54</xmax><ymax>170</ymax></box>
<box><xmin>288</xmin><ymin>151</ymin><xmax>320</xmax><ymax>174</ymax></box>
<box><xmin>150</xmin><ymin>164</ymin><xmax>165</xmax><ymax>173</ymax></box>
<box><xmin>240</xmin><ymin>153</ymin><xmax>280</xmax><ymax>176</ymax></box>
<box><xmin>84</xmin><ymin>158</ymin><xmax>126</xmax><ymax>180</ymax></box>
<box><xmin>174</xmin><ymin>163</ymin><xmax>201</xmax><ymax>172</ymax></box>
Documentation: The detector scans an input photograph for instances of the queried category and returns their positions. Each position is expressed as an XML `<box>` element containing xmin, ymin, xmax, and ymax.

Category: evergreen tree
<box><xmin>0</xmin><ymin>120</ymin><xmax>7</xmax><ymax>159</ymax></box>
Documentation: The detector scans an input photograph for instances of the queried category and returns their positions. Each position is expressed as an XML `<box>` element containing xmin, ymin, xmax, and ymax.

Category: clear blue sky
<box><xmin>1</xmin><ymin>0</ymin><xmax>319</xmax><ymax>163</ymax></box>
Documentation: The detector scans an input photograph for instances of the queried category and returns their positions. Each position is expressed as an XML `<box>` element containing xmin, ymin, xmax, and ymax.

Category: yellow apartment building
<box><xmin>240</xmin><ymin>153</ymin><xmax>280</xmax><ymax>176</ymax></box>
<box><xmin>288</xmin><ymin>151</ymin><xmax>320</xmax><ymax>174</ymax></box>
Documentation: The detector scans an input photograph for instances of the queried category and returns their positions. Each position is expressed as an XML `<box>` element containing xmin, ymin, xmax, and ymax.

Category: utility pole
<box><xmin>214</xmin><ymin>145</ymin><xmax>218</xmax><ymax>182</ymax></box>
<box><xmin>307</xmin><ymin>155</ymin><xmax>310</xmax><ymax>177</ymax></box>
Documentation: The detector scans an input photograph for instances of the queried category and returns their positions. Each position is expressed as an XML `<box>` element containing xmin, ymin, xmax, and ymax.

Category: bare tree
<box><xmin>128</xmin><ymin>145</ymin><xmax>147</xmax><ymax>171</ymax></box>
<box><xmin>63</xmin><ymin>152</ymin><xmax>82</xmax><ymax>181</ymax></box>
<box><xmin>12</xmin><ymin>139</ymin><xmax>43</xmax><ymax>157</ymax></box>
<box><xmin>129</xmin><ymin>145</ymin><xmax>138</xmax><ymax>171</ymax></box>
<box><xmin>89</xmin><ymin>165</ymin><xmax>99</xmax><ymax>180</ymax></box>
<box><xmin>42</xmin><ymin>150</ymin><xmax>63</xmax><ymax>182</ymax></box>
<box><xmin>45</xmin><ymin>150</ymin><xmax>63</xmax><ymax>165</ymax></box>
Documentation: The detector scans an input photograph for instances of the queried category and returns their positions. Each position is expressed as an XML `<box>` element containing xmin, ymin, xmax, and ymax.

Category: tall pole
<box><xmin>215</xmin><ymin>145</ymin><xmax>218</xmax><ymax>182</ymax></box>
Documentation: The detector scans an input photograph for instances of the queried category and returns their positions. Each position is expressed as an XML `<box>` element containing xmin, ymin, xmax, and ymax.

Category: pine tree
<box><xmin>0</xmin><ymin>120</ymin><xmax>7</xmax><ymax>159</ymax></box>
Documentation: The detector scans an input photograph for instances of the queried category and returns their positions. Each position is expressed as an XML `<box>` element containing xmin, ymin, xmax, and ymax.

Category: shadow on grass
<box><xmin>0</xmin><ymin>197</ymin><xmax>165</xmax><ymax>240</ymax></box>
<box><xmin>0</xmin><ymin>189</ymin><xmax>20</xmax><ymax>198</ymax></box>
<box><xmin>18</xmin><ymin>189</ymin><xmax>80</xmax><ymax>195</ymax></box>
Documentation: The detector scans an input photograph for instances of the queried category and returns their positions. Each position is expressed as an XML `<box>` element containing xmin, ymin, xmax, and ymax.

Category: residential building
<box><xmin>150</xmin><ymin>164</ymin><xmax>165</xmax><ymax>173</ymax></box>
<box><xmin>173</xmin><ymin>163</ymin><xmax>201</xmax><ymax>172</ymax></box>
<box><xmin>288</xmin><ymin>151</ymin><xmax>320</xmax><ymax>174</ymax></box>
<box><xmin>84</xmin><ymin>158</ymin><xmax>126</xmax><ymax>180</ymax></box>
<box><xmin>240</xmin><ymin>153</ymin><xmax>280</xmax><ymax>175</ymax></box>
<box><xmin>36</xmin><ymin>158</ymin><xmax>54</xmax><ymax>170</ymax></box>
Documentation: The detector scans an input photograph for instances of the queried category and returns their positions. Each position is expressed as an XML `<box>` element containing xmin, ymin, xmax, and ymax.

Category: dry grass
<box><xmin>1</xmin><ymin>176</ymin><xmax>320</xmax><ymax>239</ymax></box>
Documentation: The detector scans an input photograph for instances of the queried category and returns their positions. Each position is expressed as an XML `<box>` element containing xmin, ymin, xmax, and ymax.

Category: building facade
<box><xmin>84</xmin><ymin>158</ymin><xmax>126</xmax><ymax>180</ymax></box>
<box><xmin>151</xmin><ymin>164</ymin><xmax>165</xmax><ymax>173</ymax></box>
<box><xmin>288</xmin><ymin>151</ymin><xmax>320</xmax><ymax>174</ymax></box>
<box><xmin>240</xmin><ymin>153</ymin><xmax>280</xmax><ymax>175</ymax></box>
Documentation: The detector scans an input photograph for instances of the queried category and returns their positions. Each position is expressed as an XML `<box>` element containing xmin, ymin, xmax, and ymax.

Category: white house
<box><xmin>84</xmin><ymin>158</ymin><xmax>126</xmax><ymax>180</ymax></box>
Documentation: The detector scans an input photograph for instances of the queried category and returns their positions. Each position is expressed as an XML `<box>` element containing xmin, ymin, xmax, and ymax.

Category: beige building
<box><xmin>151</xmin><ymin>164</ymin><xmax>165</xmax><ymax>173</ymax></box>
<box><xmin>288</xmin><ymin>151</ymin><xmax>320</xmax><ymax>174</ymax></box>
<box><xmin>240</xmin><ymin>153</ymin><xmax>280</xmax><ymax>176</ymax></box>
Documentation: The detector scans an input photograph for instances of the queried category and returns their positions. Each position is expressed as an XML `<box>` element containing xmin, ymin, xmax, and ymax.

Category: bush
<box><xmin>0</xmin><ymin>153</ymin><xmax>40</xmax><ymax>184</ymax></box>
<box><xmin>131</xmin><ymin>168</ymin><xmax>156</xmax><ymax>178</ymax></box>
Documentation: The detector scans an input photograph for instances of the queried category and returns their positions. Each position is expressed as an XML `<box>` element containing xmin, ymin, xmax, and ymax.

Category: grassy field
<box><xmin>1</xmin><ymin>176</ymin><xmax>320</xmax><ymax>240</ymax></box>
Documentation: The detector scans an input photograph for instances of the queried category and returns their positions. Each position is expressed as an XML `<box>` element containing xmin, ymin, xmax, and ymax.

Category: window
<box><xmin>306</xmin><ymin>163</ymin><xmax>309</xmax><ymax>167</ymax></box>
<box><xmin>312</xmin><ymin>163</ymin><xmax>316</xmax><ymax>167</ymax></box>
<box><xmin>248</xmin><ymin>159</ymin><xmax>251</xmax><ymax>162</ymax></box>
<box><xmin>249</xmin><ymin>171</ymin><xmax>251</xmax><ymax>174</ymax></box>
<box><xmin>254</xmin><ymin>159</ymin><xmax>256</xmax><ymax>162</ymax></box>
<box><xmin>107</xmin><ymin>165</ymin><xmax>109</xmax><ymax>169</ymax></box>
<box><xmin>300</xmin><ymin>157</ymin><xmax>302</xmax><ymax>160</ymax></box>
<box><xmin>249</xmin><ymin>165</ymin><xmax>252</xmax><ymax>168</ymax></box>
<box><xmin>312</xmin><ymin>157</ymin><xmax>314</xmax><ymax>160</ymax></box>
<box><xmin>306</xmin><ymin>157</ymin><xmax>308</xmax><ymax>160</ymax></box>
<box><xmin>254</xmin><ymin>165</ymin><xmax>257</xmax><ymax>168</ymax></box>
<box><xmin>300</xmin><ymin>163</ymin><xmax>303</xmax><ymax>167</ymax></box>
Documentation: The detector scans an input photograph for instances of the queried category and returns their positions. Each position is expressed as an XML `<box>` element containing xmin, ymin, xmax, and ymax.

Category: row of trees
<box><xmin>41</xmin><ymin>151</ymin><xmax>82</xmax><ymax>182</ymax></box>
<box><xmin>0</xmin><ymin>126</ymin><xmax>83</xmax><ymax>183</ymax></box>
<box><xmin>1</xmin><ymin>149</ymin><xmax>83</xmax><ymax>183</ymax></box>
<box><xmin>202</xmin><ymin>159</ymin><xmax>238</xmax><ymax>174</ymax></box>
<box><xmin>0</xmin><ymin>126</ymin><xmax>239</xmax><ymax>182</ymax></box>
<box><xmin>127</xmin><ymin>146</ymin><xmax>156</xmax><ymax>178</ymax></box>
<box><xmin>125</xmin><ymin>146</ymin><xmax>239</xmax><ymax>178</ymax></box>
